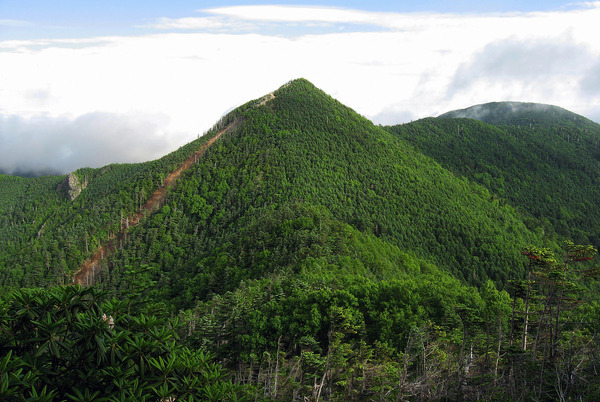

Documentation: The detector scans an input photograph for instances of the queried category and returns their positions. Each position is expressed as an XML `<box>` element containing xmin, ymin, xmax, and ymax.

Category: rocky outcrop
<box><xmin>56</xmin><ymin>173</ymin><xmax>88</xmax><ymax>200</ymax></box>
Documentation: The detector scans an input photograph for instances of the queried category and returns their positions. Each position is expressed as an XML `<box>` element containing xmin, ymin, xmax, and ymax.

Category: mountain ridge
<box><xmin>438</xmin><ymin>100</ymin><xmax>595</xmax><ymax>127</ymax></box>
<box><xmin>1</xmin><ymin>79</ymin><xmax>564</xmax><ymax>292</ymax></box>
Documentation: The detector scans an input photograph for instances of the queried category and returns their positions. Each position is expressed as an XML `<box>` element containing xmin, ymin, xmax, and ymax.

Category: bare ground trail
<box><xmin>73</xmin><ymin>122</ymin><xmax>235</xmax><ymax>285</ymax></box>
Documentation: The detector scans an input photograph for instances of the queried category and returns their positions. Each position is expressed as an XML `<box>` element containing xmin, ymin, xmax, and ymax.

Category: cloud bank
<box><xmin>0</xmin><ymin>112</ymin><xmax>172</xmax><ymax>176</ymax></box>
<box><xmin>1</xmin><ymin>3</ymin><xmax>600</xmax><ymax>175</ymax></box>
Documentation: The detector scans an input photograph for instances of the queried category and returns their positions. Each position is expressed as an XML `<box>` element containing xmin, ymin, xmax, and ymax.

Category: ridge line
<box><xmin>73</xmin><ymin>121</ymin><xmax>236</xmax><ymax>286</ymax></box>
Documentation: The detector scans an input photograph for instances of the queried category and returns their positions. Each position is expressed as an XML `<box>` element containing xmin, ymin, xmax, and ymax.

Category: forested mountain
<box><xmin>438</xmin><ymin>101</ymin><xmax>596</xmax><ymax>128</ymax></box>
<box><xmin>388</xmin><ymin>102</ymin><xmax>600</xmax><ymax>247</ymax></box>
<box><xmin>1</xmin><ymin>80</ymin><xmax>547</xmax><ymax>292</ymax></box>
<box><xmin>2</xmin><ymin>80</ymin><xmax>600</xmax><ymax>400</ymax></box>
<box><xmin>99</xmin><ymin>79</ymin><xmax>546</xmax><ymax>304</ymax></box>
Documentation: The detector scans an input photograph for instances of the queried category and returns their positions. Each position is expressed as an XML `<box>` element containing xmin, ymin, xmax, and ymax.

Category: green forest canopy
<box><xmin>2</xmin><ymin>79</ymin><xmax>600</xmax><ymax>400</ymax></box>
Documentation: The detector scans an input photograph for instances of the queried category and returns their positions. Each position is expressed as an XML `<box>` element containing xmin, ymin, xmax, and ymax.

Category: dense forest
<box><xmin>0</xmin><ymin>131</ymin><xmax>220</xmax><ymax>288</ymax></box>
<box><xmin>388</xmin><ymin>104</ymin><xmax>600</xmax><ymax>247</ymax></box>
<box><xmin>2</xmin><ymin>79</ymin><xmax>600</xmax><ymax>400</ymax></box>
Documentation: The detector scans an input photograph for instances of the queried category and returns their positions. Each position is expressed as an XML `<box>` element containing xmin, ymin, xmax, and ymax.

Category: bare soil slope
<box><xmin>74</xmin><ymin>123</ymin><xmax>234</xmax><ymax>285</ymax></box>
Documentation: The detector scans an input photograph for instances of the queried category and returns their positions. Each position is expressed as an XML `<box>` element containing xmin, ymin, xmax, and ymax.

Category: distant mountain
<box><xmin>388</xmin><ymin>101</ymin><xmax>600</xmax><ymax>246</ymax></box>
<box><xmin>0</xmin><ymin>167</ymin><xmax>62</xmax><ymax>178</ymax></box>
<box><xmin>438</xmin><ymin>101</ymin><xmax>596</xmax><ymax>127</ymax></box>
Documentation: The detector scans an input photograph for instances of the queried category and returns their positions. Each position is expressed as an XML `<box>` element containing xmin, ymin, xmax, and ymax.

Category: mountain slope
<box><xmin>1</xmin><ymin>83</ymin><xmax>563</xmax><ymax>297</ymax></box>
<box><xmin>387</xmin><ymin>104</ymin><xmax>600</xmax><ymax>246</ymax></box>
<box><xmin>0</xmin><ymin>125</ymin><xmax>228</xmax><ymax>289</ymax></box>
<box><xmin>92</xmin><ymin>79</ymin><xmax>545</xmax><ymax>310</ymax></box>
<box><xmin>74</xmin><ymin>121</ymin><xmax>235</xmax><ymax>285</ymax></box>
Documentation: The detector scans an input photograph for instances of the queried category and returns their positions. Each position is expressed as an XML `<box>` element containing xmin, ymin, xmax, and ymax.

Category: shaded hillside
<box><xmin>387</xmin><ymin>108</ymin><xmax>600</xmax><ymax>246</ymax></box>
<box><xmin>0</xmin><ymin>124</ymin><xmax>228</xmax><ymax>289</ymax></box>
<box><xmin>74</xmin><ymin>119</ymin><xmax>236</xmax><ymax>286</ymax></box>
<box><xmin>99</xmin><ymin>79</ymin><xmax>544</xmax><ymax>310</ymax></box>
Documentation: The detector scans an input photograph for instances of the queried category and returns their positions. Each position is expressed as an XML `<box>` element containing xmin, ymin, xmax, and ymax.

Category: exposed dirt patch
<box><xmin>73</xmin><ymin>122</ymin><xmax>235</xmax><ymax>286</ymax></box>
<box><xmin>257</xmin><ymin>92</ymin><xmax>275</xmax><ymax>106</ymax></box>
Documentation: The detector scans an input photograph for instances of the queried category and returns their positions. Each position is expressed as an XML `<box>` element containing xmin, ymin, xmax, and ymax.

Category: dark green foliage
<box><xmin>102</xmin><ymin>79</ymin><xmax>542</xmax><ymax>310</ymax></box>
<box><xmin>387</xmin><ymin>111</ymin><xmax>600</xmax><ymax>246</ymax></box>
<box><xmin>0</xmin><ymin>132</ymin><xmax>220</xmax><ymax>290</ymax></box>
<box><xmin>3</xmin><ymin>79</ymin><xmax>600</xmax><ymax>399</ymax></box>
<box><xmin>0</xmin><ymin>285</ymin><xmax>244</xmax><ymax>401</ymax></box>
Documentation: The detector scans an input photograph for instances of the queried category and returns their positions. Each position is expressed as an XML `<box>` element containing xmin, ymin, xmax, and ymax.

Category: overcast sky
<box><xmin>1</xmin><ymin>1</ymin><xmax>600</xmax><ymax>176</ymax></box>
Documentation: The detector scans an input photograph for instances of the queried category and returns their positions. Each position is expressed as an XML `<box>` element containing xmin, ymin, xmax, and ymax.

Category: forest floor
<box><xmin>73</xmin><ymin>122</ymin><xmax>235</xmax><ymax>285</ymax></box>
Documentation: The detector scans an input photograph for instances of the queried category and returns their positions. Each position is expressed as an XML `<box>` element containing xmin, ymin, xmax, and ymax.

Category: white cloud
<box><xmin>0</xmin><ymin>19</ymin><xmax>32</xmax><ymax>27</ymax></box>
<box><xmin>580</xmin><ymin>58</ymin><xmax>600</xmax><ymax>97</ymax></box>
<box><xmin>203</xmin><ymin>5</ymin><xmax>388</xmax><ymax>25</ymax></box>
<box><xmin>144</xmin><ymin>17</ymin><xmax>231</xmax><ymax>30</ymax></box>
<box><xmin>0</xmin><ymin>111</ymin><xmax>175</xmax><ymax>175</ymax></box>
<box><xmin>448</xmin><ymin>38</ymin><xmax>593</xmax><ymax>98</ymax></box>
<box><xmin>144</xmin><ymin>6</ymin><xmax>391</xmax><ymax>33</ymax></box>
<box><xmin>2</xmin><ymin>3</ymin><xmax>600</xmax><ymax>174</ymax></box>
